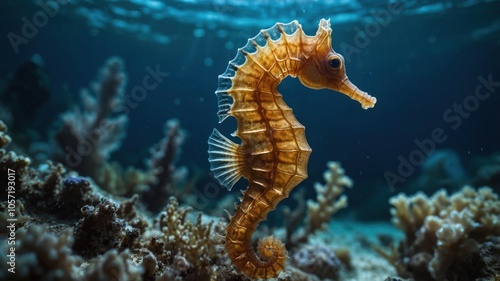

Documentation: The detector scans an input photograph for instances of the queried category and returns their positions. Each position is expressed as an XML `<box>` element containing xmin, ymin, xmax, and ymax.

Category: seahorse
<box><xmin>208</xmin><ymin>18</ymin><xmax>376</xmax><ymax>279</ymax></box>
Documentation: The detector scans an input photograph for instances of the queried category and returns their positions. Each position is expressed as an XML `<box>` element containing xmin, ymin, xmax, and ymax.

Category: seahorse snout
<box><xmin>337</xmin><ymin>78</ymin><xmax>377</xmax><ymax>109</ymax></box>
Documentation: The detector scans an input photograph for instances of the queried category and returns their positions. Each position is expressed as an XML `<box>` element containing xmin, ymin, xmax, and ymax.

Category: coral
<box><xmin>287</xmin><ymin>161</ymin><xmax>352</xmax><ymax>247</ymax></box>
<box><xmin>292</xmin><ymin>245</ymin><xmax>342</xmax><ymax>279</ymax></box>
<box><xmin>0</xmin><ymin>150</ymin><xmax>31</xmax><ymax>182</ymax></box>
<box><xmin>93</xmin><ymin>118</ymin><xmax>191</xmax><ymax>213</ymax></box>
<box><xmin>0</xmin><ymin>224</ymin><xmax>82</xmax><ymax>281</ymax></box>
<box><xmin>306</xmin><ymin>161</ymin><xmax>352</xmax><ymax>232</ymax></box>
<box><xmin>95</xmin><ymin>162</ymin><xmax>150</xmax><ymax>197</ymax></box>
<box><xmin>149</xmin><ymin>197</ymin><xmax>219</xmax><ymax>278</ymax></box>
<box><xmin>54</xmin><ymin>57</ymin><xmax>128</xmax><ymax>180</ymax></box>
<box><xmin>383</xmin><ymin>186</ymin><xmax>500</xmax><ymax>280</ymax></box>
<box><xmin>0</xmin><ymin>199</ymin><xmax>29</xmax><ymax>234</ymax></box>
<box><xmin>58</xmin><ymin>175</ymin><xmax>100</xmax><ymax>219</ymax></box>
<box><xmin>72</xmin><ymin>198</ymin><xmax>132</xmax><ymax>259</ymax></box>
<box><xmin>141</xmin><ymin>119</ymin><xmax>187</xmax><ymax>212</ymax></box>
<box><xmin>14</xmin><ymin>162</ymin><xmax>101</xmax><ymax>221</ymax></box>
<box><xmin>82</xmin><ymin>249</ymin><xmax>143</xmax><ymax>281</ymax></box>
<box><xmin>116</xmin><ymin>194</ymin><xmax>149</xmax><ymax>234</ymax></box>
<box><xmin>0</xmin><ymin>120</ymin><xmax>11</xmax><ymax>148</ymax></box>
<box><xmin>0</xmin><ymin>117</ymin><xmax>399</xmax><ymax>281</ymax></box>
<box><xmin>1</xmin><ymin>121</ymin><xmax>101</xmax><ymax>222</ymax></box>
<box><xmin>468</xmin><ymin>236</ymin><xmax>500</xmax><ymax>278</ymax></box>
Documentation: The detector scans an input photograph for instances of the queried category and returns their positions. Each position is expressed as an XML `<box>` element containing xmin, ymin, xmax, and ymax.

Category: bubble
<box><xmin>225</xmin><ymin>41</ymin><xmax>234</xmax><ymax>50</ymax></box>
<box><xmin>204</xmin><ymin>57</ymin><xmax>213</xmax><ymax>66</ymax></box>
<box><xmin>427</xmin><ymin>36</ymin><xmax>437</xmax><ymax>44</ymax></box>
<box><xmin>193</xmin><ymin>28</ymin><xmax>206</xmax><ymax>38</ymax></box>
<box><xmin>174</xmin><ymin>98</ymin><xmax>181</xmax><ymax>106</ymax></box>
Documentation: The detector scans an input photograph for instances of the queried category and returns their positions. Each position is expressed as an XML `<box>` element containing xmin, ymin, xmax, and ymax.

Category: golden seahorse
<box><xmin>208</xmin><ymin>18</ymin><xmax>376</xmax><ymax>279</ymax></box>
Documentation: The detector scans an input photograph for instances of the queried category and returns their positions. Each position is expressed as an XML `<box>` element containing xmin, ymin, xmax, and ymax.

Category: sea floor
<box><xmin>307</xmin><ymin>220</ymin><xmax>402</xmax><ymax>281</ymax></box>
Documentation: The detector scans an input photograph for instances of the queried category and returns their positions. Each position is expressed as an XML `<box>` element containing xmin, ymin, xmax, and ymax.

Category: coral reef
<box><xmin>0</xmin><ymin>53</ymin><xmax>402</xmax><ymax>281</ymax></box>
<box><xmin>0</xmin><ymin>133</ymin><xmax>229</xmax><ymax>281</ymax></box>
<box><xmin>379</xmin><ymin>186</ymin><xmax>500</xmax><ymax>280</ymax></box>
<box><xmin>5</xmin><ymin>50</ymin><xmax>496</xmax><ymax>281</ymax></box>
<box><xmin>50</xmin><ymin>57</ymin><xmax>191</xmax><ymax>213</ymax></box>
<box><xmin>54</xmin><ymin>57</ymin><xmax>128</xmax><ymax>180</ymax></box>
<box><xmin>0</xmin><ymin>115</ymin><xmax>402</xmax><ymax>281</ymax></box>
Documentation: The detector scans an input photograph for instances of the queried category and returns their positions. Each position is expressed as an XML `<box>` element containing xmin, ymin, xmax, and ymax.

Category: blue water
<box><xmin>1</xmin><ymin>0</ymin><xmax>499</xmax><ymax>220</ymax></box>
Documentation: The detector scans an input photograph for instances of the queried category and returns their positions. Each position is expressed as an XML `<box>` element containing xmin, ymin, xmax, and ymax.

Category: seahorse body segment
<box><xmin>208</xmin><ymin>18</ymin><xmax>376</xmax><ymax>279</ymax></box>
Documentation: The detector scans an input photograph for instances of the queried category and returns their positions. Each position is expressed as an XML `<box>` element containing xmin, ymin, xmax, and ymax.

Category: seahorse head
<box><xmin>298</xmin><ymin>19</ymin><xmax>377</xmax><ymax>109</ymax></box>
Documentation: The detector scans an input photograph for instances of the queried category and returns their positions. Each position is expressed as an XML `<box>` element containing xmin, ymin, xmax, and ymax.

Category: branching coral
<box><xmin>286</xmin><ymin>161</ymin><xmax>353</xmax><ymax>247</ymax></box>
<box><xmin>382</xmin><ymin>186</ymin><xmax>500</xmax><ymax>280</ymax></box>
<box><xmin>92</xmin><ymin>118</ymin><xmax>191</xmax><ymax>213</ymax></box>
<box><xmin>55</xmin><ymin>57</ymin><xmax>128</xmax><ymax>180</ymax></box>
<box><xmin>146</xmin><ymin>197</ymin><xmax>221</xmax><ymax>279</ymax></box>
<box><xmin>306</xmin><ymin>161</ymin><xmax>353</xmax><ymax>232</ymax></box>
<box><xmin>142</xmin><ymin>119</ymin><xmax>187</xmax><ymax>212</ymax></box>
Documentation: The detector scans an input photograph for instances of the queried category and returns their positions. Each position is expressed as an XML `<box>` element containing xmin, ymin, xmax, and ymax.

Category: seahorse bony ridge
<box><xmin>208</xmin><ymin>18</ymin><xmax>376</xmax><ymax>279</ymax></box>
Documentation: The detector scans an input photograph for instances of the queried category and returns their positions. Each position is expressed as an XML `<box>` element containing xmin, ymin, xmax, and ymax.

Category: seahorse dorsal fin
<box><xmin>207</xmin><ymin>128</ymin><xmax>245</xmax><ymax>190</ymax></box>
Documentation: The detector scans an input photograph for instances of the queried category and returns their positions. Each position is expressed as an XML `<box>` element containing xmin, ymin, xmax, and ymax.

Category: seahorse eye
<box><xmin>329</xmin><ymin>58</ymin><xmax>341</xmax><ymax>69</ymax></box>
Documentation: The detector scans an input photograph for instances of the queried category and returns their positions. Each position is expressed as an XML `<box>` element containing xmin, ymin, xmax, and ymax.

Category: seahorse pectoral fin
<box><xmin>337</xmin><ymin>78</ymin><xmax>377</xmax><ymax>109</ymax></box>
<box><xmin>208</xmin><ymin>128</ymin><xmax>245</xmax><ymax>190</ymax></box>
